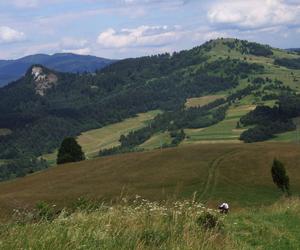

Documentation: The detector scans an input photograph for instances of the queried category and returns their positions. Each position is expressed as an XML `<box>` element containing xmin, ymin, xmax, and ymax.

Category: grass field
<box><xmin>1</xmin><ymin>142</ymin><xmax>300</xmax><ymax>220</ymax></box>
<box><xmin>0</xmin><ymin>129</ymin><xmax>11</xmax><ymax>136</ymax></box>
<box><xmin>207</xmin><ymin>39</ymin><xmax>300</xmax><ymax>90</ymax></box>
<box><xmin>185</xmin><ymin>94</ymin><xmax>225</xmax><ymax>108</ymax></box>
<box><xmin>183</xmin><ymin>104</ymin><xmax>255</xmax><ymax>144</ymax></box>
<box><xmin>138</xmin><ymin>132</ymin><xmax>172</xmax><ymax>150</ymax></box>
<box><xmin>1</xmin><ymin>197</ymin><xmax>299</xmax><ymax>249</ymax></box>
<box><xmin>0</xmin><ymin>160</ymin><xmax>9</xmax><ymax>166</ymax></box>
<box><xmin>43</xmin><ymin>110</ymin><xmax>160</xmax><ymax>164</ymax></box>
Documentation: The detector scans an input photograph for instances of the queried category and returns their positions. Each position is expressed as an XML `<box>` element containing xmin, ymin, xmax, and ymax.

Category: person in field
<box><xmin>218</xmin><ymin>202</ymin><xmax>229</xmax><ymax>214</ymax></box>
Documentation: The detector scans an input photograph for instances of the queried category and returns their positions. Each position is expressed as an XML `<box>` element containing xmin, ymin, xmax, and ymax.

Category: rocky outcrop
<box><xmin>31</xmin><ymin>66</ymin><xmax>58</xmax><ymax>96</ymax></box>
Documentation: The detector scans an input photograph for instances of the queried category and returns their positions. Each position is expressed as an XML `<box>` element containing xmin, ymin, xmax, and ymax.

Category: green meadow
<box><xmin>43</xmin><ymin>110</ymin><xmax>160</xmax><ymax>164</ymax></box>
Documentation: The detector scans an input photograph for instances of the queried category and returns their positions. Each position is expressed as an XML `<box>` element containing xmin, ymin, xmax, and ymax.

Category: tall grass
<box><xmin>0</xmin><ymin>197</ymin><xmax>299</xmax><ymax>249</ymax></box>
<box><xmin>0</xmin><ymin>197</ymin><xmax>236</xmax><ymax>250</ymax></box>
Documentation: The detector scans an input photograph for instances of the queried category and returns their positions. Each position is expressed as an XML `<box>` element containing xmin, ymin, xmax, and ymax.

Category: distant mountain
<box><xmin>0</xmin><ymin>53</ymin><xmax>116</xmax><ymax>87</ymax></box>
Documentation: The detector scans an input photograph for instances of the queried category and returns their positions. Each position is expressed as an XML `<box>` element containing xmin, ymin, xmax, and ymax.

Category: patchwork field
<box><xmin>208</xmin><ymin>39</ymin><xmax>300</xmax><ymax>90</ymax></box>
<box><xmin>1</xmin><ymin>142</ymin><xmax>300</xmax><ymax>219</ymax></box>
<box><xmin>43</xmin><ymin>110</ymin><xmax>160</xmax><ymax>164</ymax></box>
<box><xmin>185</xmin><ymin>94</ymin><xmax>225</xmax><ymax>108</ymax></box>
<box><xmin>183</xmin><ymin>104</ymin><xmax>255</xmax><ymax>144</ymax></box>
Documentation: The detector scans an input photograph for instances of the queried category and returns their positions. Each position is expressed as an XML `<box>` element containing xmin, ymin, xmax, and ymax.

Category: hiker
<box><xmin>218</xmin><ymin>202</ymin><xmax>229</xmax><ymax>214</ymax></box>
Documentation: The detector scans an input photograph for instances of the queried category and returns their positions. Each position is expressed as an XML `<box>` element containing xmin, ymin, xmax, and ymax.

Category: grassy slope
<box><xmin>185</xmin><ymin>94</ymin><xmax>225</xmax><ymax>108</ymax></box>
<box><xmin>1</xmin><ymin>143</ymin><xmax>300</xmax><ymax>218</ymax></box>
<box><xmin>43</xmin><ymin>110</ymin><xmax>160</xmax><ymax>164</ymax></box>
<box><xmin>0</xmin><ymin>129</ymin><xmax>11</xmax><ymax>136</ymax></box>
<box><xmin>38</xmin><ymin>40</ymin><xmax>300</xmax><ymax>157</ymax></box>
<box><xmin>145</xmin><ymin>40</ymin><xmax>300</xmax><ymax>146</ymax></box>
<box><xmin>0</xmin><ymin>197</ymin><xmax>299</xmax><ymax>249</ymax></box>
<box><xmin>138</xmin><ymin>132</ymin><xmax>172</xmax><ymax>150</ymax></box>
<box><xmin>227</xmin><ymin>199</ymin><xmax>300</xmax><ymax>249</ymax></box>
<box><xmin>183</xmin><ymin>104</ymin><xmax>255</xmax><ymax>144</ymax></box>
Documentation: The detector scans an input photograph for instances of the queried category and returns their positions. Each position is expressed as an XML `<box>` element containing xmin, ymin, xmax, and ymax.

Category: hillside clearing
<box><xmin>138</xmin><ymin>132</ymin><xmax>172</xmax><ymax>150</ymax></box>
<box><xmin>185</xmin><ymin>94</ymin><xmax>225</xmax><ymax>108</ymax></box>
<box><xmin>0</xmin><ymin>129</ymin><xmax>11</xmax><ymax>136</ymax></box>
<box><xmin>1</xmin><ymin>143</ymin><xmax>300</xmax><ymax>219</ymax></box>
<box><xmin>43</xmin><ymin>110</ymin><xmax>160</xmax><ymax>164</ymax></box>
<box><xmin>183</xmin><ymin>104</ymin><xmax>255</xmax><ymax>143</ymax></box>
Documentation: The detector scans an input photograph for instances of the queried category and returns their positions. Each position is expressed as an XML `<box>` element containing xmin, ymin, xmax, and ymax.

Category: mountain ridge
<box><xmin>0</xmin><ymin>53</ymin><xmax>116</xmax><ymax>87</ymax></box>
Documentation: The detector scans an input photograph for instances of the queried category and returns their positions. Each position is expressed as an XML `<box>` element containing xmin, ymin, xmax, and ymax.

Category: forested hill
<box><xmin>0</xmin><ymin>53</ymin><xmax>115</xmax><ymax>87</ymax></box>
<box><xmin>0</xmin><ymin>38</ymin><xmax>300</xmax><ymax>179</ymax></box>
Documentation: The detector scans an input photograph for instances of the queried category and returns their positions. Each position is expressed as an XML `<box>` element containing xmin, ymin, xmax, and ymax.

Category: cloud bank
<box><xmin>0</xmin><ymin>26</ymin><xmax>25</xmax><ymax>44</ymax></box>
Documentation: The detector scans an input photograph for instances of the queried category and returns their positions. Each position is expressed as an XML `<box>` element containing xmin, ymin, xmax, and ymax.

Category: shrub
<box><xmin>197</xmin><ymin>211</ymin><xmax>223</xmax><ymax>230</ymax></box>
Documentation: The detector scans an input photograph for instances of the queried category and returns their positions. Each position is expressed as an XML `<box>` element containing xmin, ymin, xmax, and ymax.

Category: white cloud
<box><xmin>97</xmin><ymin>25</ymin><xmax>181</xmax><ymax>48</ymax></box>
<box><xmin>208</xmin><ymin>0</ymin><xmax>300</xmax><ymax>29</ymax></box>
<box><xmin>62</xmin><ymin>47</ymin><xmax>91</xmax><ymax>55</ymax></box>
<box><xmin>0</xmin><ymin>26</ymin><xmax>25</xmax><ymax>43</ymax></box>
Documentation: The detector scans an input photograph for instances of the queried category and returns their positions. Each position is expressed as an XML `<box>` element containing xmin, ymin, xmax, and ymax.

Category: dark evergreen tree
<box><xmin>57</xmin><ymin>137</ymin><xmax>85</xmax><ymax>165</ymax></box>
<box><xmin>271</xmin><ymin>159</ymin><xmax>290</xmax><ymax>195</ymax></box>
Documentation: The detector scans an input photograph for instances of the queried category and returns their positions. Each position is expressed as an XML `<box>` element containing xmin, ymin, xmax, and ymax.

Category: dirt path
<box><xmin>199</xmin><ymin>150</ymin><xmax>239</xmax><ymax>202</ymax></box>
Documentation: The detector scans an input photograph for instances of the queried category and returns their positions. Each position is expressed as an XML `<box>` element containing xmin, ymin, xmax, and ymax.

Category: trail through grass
<box><xmin>1</xmin><ymin>143</ymin><xmax>300</xmax><ymax>219</ymax></box>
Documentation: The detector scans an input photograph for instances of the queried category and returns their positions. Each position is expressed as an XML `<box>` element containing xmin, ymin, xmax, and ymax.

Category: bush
<box><xmin>197</xmin><ymin>211</ymin><xmax>223</xmax><ymax>230</ymax></box>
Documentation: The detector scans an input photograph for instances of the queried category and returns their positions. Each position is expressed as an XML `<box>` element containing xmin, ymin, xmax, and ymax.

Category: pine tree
<box><xmin>57</xmin><ymin>137</ymin><xmax>85</xmax><ymax>165</ymax></box>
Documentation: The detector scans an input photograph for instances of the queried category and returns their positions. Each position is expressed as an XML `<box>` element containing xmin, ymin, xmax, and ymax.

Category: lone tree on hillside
<box><xmin>271</xmin><ymin>159</ymin><xmax>290</xmax><ymax>195</ymax></box>
<box><xmin>57</xmin><ymin>137</ymin><xmax>85</xmax><ymax>165</ymax></box>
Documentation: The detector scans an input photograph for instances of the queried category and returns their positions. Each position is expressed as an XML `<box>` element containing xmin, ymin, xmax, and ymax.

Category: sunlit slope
<box><xmin>1</xmin><ymin>143</ymin><xmax>300</xmax><ymax>217</ymax></box>
<box><xmin>38</xmin><ymin>39</ymin><xmax>300</xmax><ymax>159</ymax></box>
<box><xmin>183</xmin><ymin>104</ymin><xmax>255</xmax><ymax>144</ymax></box>
<box><xmin>43</xmin><ymin>110</ymin><xmax>160</xmax><ymax>163</ymax></box>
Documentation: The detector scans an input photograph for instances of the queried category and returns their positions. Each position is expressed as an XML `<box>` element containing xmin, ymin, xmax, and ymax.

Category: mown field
<box><xmin>138</xmin><ymin>132</ymin><xmax>172</xmax><ymax>150</ymax></box>
<box><xmin>43</xmin><ymin>110</ymin><xmax>160</xmax><ymax>164</ymax></box>
<box><xmin>185</xmin><ymin>94</ymin><xmax>225</xmax><ymax>108</ymax></box>
<box><xmin>1</xmin><ymin>142</ymin><xmax>300</xmax><ymax>220</ymax></box>
<box><xmin>183</xmin><ymin>104</ymin><xmax>255</xmax><ymax>144</ymax></box>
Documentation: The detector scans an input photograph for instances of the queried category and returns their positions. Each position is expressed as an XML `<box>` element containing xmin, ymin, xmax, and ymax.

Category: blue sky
<box><xmin>0</xmin><ymin>0</ymin><xmax>300</xmax><ymax>59</ymax></box>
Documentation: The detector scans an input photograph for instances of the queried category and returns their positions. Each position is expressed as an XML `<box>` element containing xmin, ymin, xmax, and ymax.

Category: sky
<box><xmin>0</xmin><ymin>0</ymin><xmax>300</xmax><ymax>60</ymax></box>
